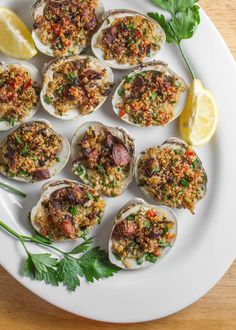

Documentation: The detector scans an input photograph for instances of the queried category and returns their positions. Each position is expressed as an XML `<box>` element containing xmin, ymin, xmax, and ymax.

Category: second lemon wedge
<box><xmin>179</xmin><ymin>79</ymin><xmax>218</xmax><ymax>146</ymax></box>
<box><xmin>0</xmin><ymin>7</ymin><xmax>37</xmax><ymax>59</ymax></box>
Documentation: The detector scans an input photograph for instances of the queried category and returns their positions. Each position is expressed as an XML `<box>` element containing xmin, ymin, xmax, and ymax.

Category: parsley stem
<box><xmin>0</xmin><ymin>181</ymin><xmax>26</xmax><ymax>198</ymax></box>
<box><xmin>177</xmin><ymin>43</ymin><xmax>195</xmax><ymax>80</ymax></box>
<box><xmin>0</xmin><ymin>220</ymin><xmax>23</xmax><ymax>239</ymax></box>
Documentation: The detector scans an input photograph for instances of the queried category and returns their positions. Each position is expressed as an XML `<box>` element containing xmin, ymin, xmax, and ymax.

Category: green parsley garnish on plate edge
<box><xmin>148</xmin><ymin>0</ymin><xmax>200</xmax><ymax>80</ymax></box>
<box><xmin>0</xmin><ymin>221</ymin><xmax>120</xmax><ymax>291</ymax></box>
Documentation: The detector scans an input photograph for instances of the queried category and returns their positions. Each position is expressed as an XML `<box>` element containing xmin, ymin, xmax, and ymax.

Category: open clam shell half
<box><xmin>0</xmin><ymin>120</ymin><xmax>70</xmax><ymax>182</ymax></box>
<box><xmin>31</xmin><ymin>0</ymin><xmax>104</xmax><ymax>57</ymax></box>
<box><xmin>112</xmin><ymin>61</ymin><xmax>188</xmax><ymax>127</ymax></box>
<box><xmin>71</xmin><ymin>121</ymin><xmax>135</xmax><ymax>197</ymax></box>
<box><xmin>30</xmin><ymin>179</ymin><xmax>106</xmax><ymax>241</ymax></box>
<box><xmin>109</xmin><ymin>198</ymin><xmax>177</xmax><ymax>270</ymax></box>
<box><xmin>0</xmin><ymin>61</ymin><xmax>41</xmax><ymax>131</ymax></box>
<box><xmin>92</xmin><ymin>9</ymin><xmax>166</xmax><ymax>70</ymax></box>
<box><xmin>40</xmin><ymin>55</ymin><xmax>114</xmax><ymax>120</ymax></box>
<box><xmin>135</xmin><ymin>137</ymin><xmax>207</xmax><ymax>213</ymax></box>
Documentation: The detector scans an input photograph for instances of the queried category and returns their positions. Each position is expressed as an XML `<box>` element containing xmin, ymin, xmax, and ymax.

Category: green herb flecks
<box><xmin>68</xmin><ymin>206</ymin><xmax>79</xmax><ymax>216</ymax></box>
<box><xmin>44</xmin><ymin>95</ymin><xmax>51</xmax><ymax>104</ymax></box>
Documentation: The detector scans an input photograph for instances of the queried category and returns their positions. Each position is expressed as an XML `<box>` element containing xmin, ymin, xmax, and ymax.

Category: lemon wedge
<box><xmin>0</xmin><ymin>7</ymin><xmax>37</xmax><ymax>59</ymax></box>
<box><xmin>179</xmin><ymin>79</ymin><xmax>218</xmax><ymax>146</ymax></box>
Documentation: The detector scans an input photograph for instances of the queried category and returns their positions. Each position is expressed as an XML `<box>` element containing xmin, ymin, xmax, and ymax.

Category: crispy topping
<box><xmin>137</xmin><ymin>145</ymin><xmax>207</xmax><ymax>212</ymax></box>
<box><xmin>34</xmin><ymin>0</ymin><xmax>99</xmax><ymax>56</ymax></box>
<box><xmin>116</xmin><ymin>69</ymin><xmax>186</xmax><ymax>126</ymax></box>
<box><xmin>98</xmin><ymin>15</ymin><xmax>162</xmax><ymax>65</ymax></box>
<box><xmin>0</xmin><ymin>64</ymin><xmax>39</xmax><ymax>125</ymax></box>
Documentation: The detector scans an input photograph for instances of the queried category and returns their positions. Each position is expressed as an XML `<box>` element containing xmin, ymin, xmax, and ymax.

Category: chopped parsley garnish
<box><xmin>191</xmin><ymin>158</ymin><xmax>200</xmax><ymax>170</ymax></box>
<box><xmin>20</xmin><ymin>144</ymin><xmax>30</xmax><ymax>157</ymax></box>
<box><xmin>145</xmin><ymin>254</ymin><xmax>157</xmax><ymax>263</ymax></box>
<box><xmin>44</xmin><ymin>95</ymin><xmax>51</xmax><ymax>104</ymax></box>
<box><xmin>151</xmin><ymin>92</ymin><xmax>158</xmax><ymax>100</ymax></box>
<box><xmin>124</xmin><ymin>75</ymin><xmax>135</xmax><ymax>83</ymax></box>
<box><xmin>127</xmin><ymin>214</ymin><xmax>135</xmax><ymax>221</ymax></box>
<box><xmin>181</xmin><ymin>178</ymin><xmax>189</xmax><ymax>187</ymax></box>
<box><xmin>55</xmin><ymin>157</ymin><xmax>60</xmax><ymax>163</ymax></box>
<box><xmin>143</xmin><ymin>220</ymin><xmax>151</xmax><ymax>228</ymax></box>
<box><xmin>118</xmin><ymin>87</ymin><xmax>125</xmax><ymax>96</ymax></box>
<box><xmin>97</xmin><ymin>163</ymin><xmax>107</xmax><ymax>177</ymax></box>
<box><xmin>162</xmin><ymin>226</ymin><xmax>169</xmax><ymax>235</ymax></box>
<box><xmin>15</xmin><ymin>135</ymin><xmax>23</xmax><ymax>144</ymax></box>
<box><xmin>76</xmin><ymin>164</ymin><xmax>84</xmax><ymax>176</ymax></box>
<box><xmin>68</xmin><ymin>206</ymin><xmax>79</xmax><ymax>216</ymax></box>
<box><xmin>87</xmin><ymin>192</ymin><xmax>94</xmax><ymax>200</ymax></box>
<box><xmin>67</xmin><ymin>72</ymin><xmax>76</xmax><ymax>81</ymax></box>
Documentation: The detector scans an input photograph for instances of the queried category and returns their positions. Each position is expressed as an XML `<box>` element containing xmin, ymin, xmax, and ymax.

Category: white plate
<box><xmin>0</xmin><ymin>0</ymin><xmax>236</xmax><ymax>324</ymax></box>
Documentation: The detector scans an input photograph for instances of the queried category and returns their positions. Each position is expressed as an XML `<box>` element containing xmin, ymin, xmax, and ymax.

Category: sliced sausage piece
<box><xmin>32</xmin><ymin>169</ymin><xmax>50</xmax><ymax>180</ymax></box>
<box><xmin>56</xmin><ymin>216</ymin><xmax>76</xmax><ymax>240</ymax></box>
<box><xmin>112</xmin><ymin>144</ymin><xmax>131</xmax><ymax>166</ymax></box>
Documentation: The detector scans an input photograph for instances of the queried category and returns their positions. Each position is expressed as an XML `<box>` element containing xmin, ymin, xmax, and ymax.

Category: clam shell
<box><xmin>0</xmin><ymin>61</ymin><xmax>41</xmax><ymax>131</ymax></box>
<box><xmin>112</xmin><ymin>61</ymin><xmax>188</xmax><ymax>127</ymax></box>
<box><xmin>108</xmin><ymin>198</ymin><xmax>177</xmax><ymax>270</ymax></box>
<box><xmin>135</xmin><ymin>137</ymin><xmax>207</xmax><ymax>208</ymax></box>
<box><xmin>91</xmin><ymin>9</ymin><xmax>166</xmax><ymax>70</ymax></box>
<box><xmin>31</xmin><ymin>0</ymin><xmax>105</xmax><ymax>57</ymax></box>
<box><xmin>40</xmin><ymin>55</ymin><xmax>114</xmax><ymax>120</ymax></box>
<box><xmin>30</xmin><ymin>179</ymin><xmax>106</xmax><ymax>241</ymax></box>
<box><xmin>71</xmin><ymin>121</ymin><xmax>135</xmax><ymax>197</ymax></box>
<box><xmin>0</xmin><ymin>120</ymin><xmax>70</xmax><ymax>182</ymax></box>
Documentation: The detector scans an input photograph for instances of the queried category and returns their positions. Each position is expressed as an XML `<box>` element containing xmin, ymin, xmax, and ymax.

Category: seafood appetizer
<box><xmin>30</xmin><ymin>179</ymin><xmax>106</xmax><ymax>241</ymax></box>
<box><xmin>113</xmin><ymin>61</ymin><xmax>188</xmax><ymax>127</ymax></box>
<box><xmin>32</xmin><ymin>0</ymin><xmax>104</xmax><ymax>57</ymax></box>
<box><xmin>109</xmin><ymin>199</ymin><xmax>177</xmax><ymax>269</ymax></box>
<box><xmin>135</xmin><ymin>138</ymin><xmax>207</xmax><ymax>213</ymax></box>
<box><xmin>92</xmin><ymin>9</ymin><xmax>166</xmax><ymax>69</ymax></box>
<box><xmin>71</xmin><ymin>122</ymin><xmax>135</xmax><ymax>197</ymax></box>
<box><xmin>0</xmin><ymin>120</ymin><xmax>70</xmax><ymax>182</ymax></box>
<box><xmin>41</xmin><ymin>55</ymin><xmax>114</xmax><ymax>120</ymax></box>
<box><xmin>0</xmin><ymin>62</ymin><xmax>40</xmax><ymax>131</ymax></box>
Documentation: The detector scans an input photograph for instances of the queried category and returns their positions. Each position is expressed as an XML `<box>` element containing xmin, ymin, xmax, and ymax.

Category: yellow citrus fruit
<box><xmin>179</xmin><ymin>79</ymin><xmax>218</xmax><ymax>146</ymax></box>
<box><xmin>0</xmin><ymin>7</ymin><xmax>37</xmax><ymax>59</ymax></box>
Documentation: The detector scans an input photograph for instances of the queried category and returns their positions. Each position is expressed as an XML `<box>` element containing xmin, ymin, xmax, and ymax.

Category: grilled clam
<box><xmin>31</xmin><ymin>0</ymin><xmax>104</xmax><ymax>57</ymax></box>
<box><xmin>0</xmin><ymin>61</ymin><xmax>40</xmax><ymax>131</ymax></box>
<box><xmin>92</xmin><ymin>9</ymin><xmax>166</xmax><ymax>70</ymax></box>
<box><xmin>112</xmin><ymin>61</ymin><xmax>188</xmax><ymax>127</ymax></box>
<box><xmin>109</xmin><ymin>199</ymin><xmax>177</xmax><ymax>270</ymax></box>
<box><xmin>40</xmin><ymin>55</ymin><xmax>114</xmax><ymax>120</ymax></box>
<box><xmin>0</xmin><ymin>120</ymin><xmax>70</xmax><ymax>182</ymax></box>
<box><xmin>135</xmin><ymin>138</ymin><xmax>207</xmax><ymax>213</ymax></box>
<box><xmin>30</xmin><ymin>179</ymin><xmax>106</xmax><ymax>241</ymax></box>
<box><xmin>71</xmin><ymin>121</ymin><xmax>135</xmax><ymax>197</ymax></box>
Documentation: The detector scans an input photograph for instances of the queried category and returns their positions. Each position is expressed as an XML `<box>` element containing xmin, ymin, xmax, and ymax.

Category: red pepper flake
<box><xmin>146</xmin><ymin>210</ymin><xmax>156</xmax><ymax>218</ymax></box>
<box><xmin>120</xmin><ymin>109</ymin><xmax>126</xmax><ymax>117</ymax></box>
<box><xmin>187</xmin><ymin>150</ymin><xmax>194</xmax><ymax>157</ymax></box>
<box><xmin>24</xmin><ymin>79</ymin><xmax>32</xmax><ymax>90</ymax></box>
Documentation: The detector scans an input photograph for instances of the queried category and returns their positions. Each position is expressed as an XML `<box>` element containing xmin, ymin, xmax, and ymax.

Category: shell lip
<box><xmin>91</xmin><ymin>9</ymin><xmax>166</xmax><ymax>70</ymax></box>
<box><xmin>108</xmin><ymin>199</ymin><xmax>178</xmax><ymax>270</ymax></box>
<box><xmin>135</xmin><ymin>137</ymin><xmax>208</xmax><ymax>210</ymax></box>
<box><xmin>0</xmin><ymin>62</ymin><xmax>41</xmax><ymax>131</ymax></box>
<box><xmin>71</xmin><ymin>121</ymin><xmax>135</xmax><ymax>197</ymax></box>
<box><xmin>0</xmin><ymin>120</ymin><xmax>70</xmax><ymax>183</ymax></box>
<box><xmin>41</xmin><ymin>55</ymin><xmax>114</xmax><ymax>120</ymax></box>
<box><xmin>112</xmin><ymin>61</ymin><xmax>189</xmax><ymax>127</ymax></box>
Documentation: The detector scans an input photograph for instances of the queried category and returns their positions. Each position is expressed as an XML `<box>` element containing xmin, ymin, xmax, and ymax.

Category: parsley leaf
<box><xmin>22</xmin><ymin>253</ymin><xmax>60</xmax><ymax>287</ymax></box>
<box><xmin>78</xmin><ymin>247</ymin><xmax>120</xmax><ymax>283</ymax></box>
<box><xmin>57</xmin><ymin>257</ymin><xmax>82</xmax><ymax>291</ymax></box>
<box><xmin>67</xmin><ymin>238</ymin><xmax>94</xmax><ymax>255</ymax></box>
<box><xmin>151</xmin><ymin>0</ymin><xmax>198</xmax><ymax>15</ymax></box>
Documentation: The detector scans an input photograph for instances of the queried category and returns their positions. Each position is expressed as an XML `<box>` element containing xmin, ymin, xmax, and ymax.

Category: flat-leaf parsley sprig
<box><xmin>0</xmin><ymin>220</ymin><xmax>120</xmax><ymax>291</ymax></box>
<box><xmin>148</xmin><ymin>0</ymin><xmax>200</xmax><ymax>79</ymax></box>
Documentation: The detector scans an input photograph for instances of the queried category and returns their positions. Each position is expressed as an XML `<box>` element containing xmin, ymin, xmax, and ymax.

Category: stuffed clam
<box><xmin>0</xmin><ymin>61</ymin><xmax>40</xmax><ymax>131</ymax></box>
<box><xmin>0</xmin><ymin>120</ymin><xmax>70</xmax><ymax>182</ymax></box>
<box><xmin>92</xmin><ymin>9</ymin><xmax>166</xmax><ymax>70</ymax></box>
<box><xmin>71</xmin><ymin>122</ymin><xmax>135</xmax><ymax>197</ymax></box>
<box><xmin>112</xmin><ymin>61</ymin><xmax>188</xmax><ymax>127</ymax></box>
<box><xmin>30</xmin><ymin>179</ymin><xmax>106</xmax><ymax>241</ymax></box>
<box><xmin>32</xmin><ymin>0</ymin><xmax>104</xmax><ymax>57</ymax></box>
<box><xmin>135</xmin><ymin>138</ymin><xmax>207</xmax><ymax>213</ymax></box>
<box><xmin>40</xmin><ymin>55</ymin><xmax>114</xmax><ymax>120</ymax></box>
<box><xmin>109</xmin><ymin>199</ymin><xmax>177</xmax><ymax>270</ymax></box>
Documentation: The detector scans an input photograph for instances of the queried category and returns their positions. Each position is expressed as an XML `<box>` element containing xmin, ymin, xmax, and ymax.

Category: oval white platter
<box><xmin>0</xmin><ymin>0</ymin><xmax>236</xmax><ymax>324</ymax></box>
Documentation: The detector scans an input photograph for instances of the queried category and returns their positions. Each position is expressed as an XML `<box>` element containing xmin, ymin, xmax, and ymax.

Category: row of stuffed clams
<box><xmin>0</xmin><ymin>120</ymin><xmax>207</xmax><ymax>269</ymax></box>
<box><xmin>0</xmin><ymin>57</ymin><xmax>188</xmax><ymax>129</ymax></box>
